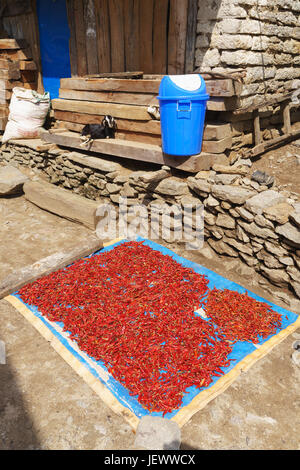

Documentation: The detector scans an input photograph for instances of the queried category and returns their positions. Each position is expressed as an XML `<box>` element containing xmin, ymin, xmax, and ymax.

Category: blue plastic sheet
<box><xmin>12</xmin><ymin>238</ymin><xmax>299</xmax><ymax>419</ymax></box>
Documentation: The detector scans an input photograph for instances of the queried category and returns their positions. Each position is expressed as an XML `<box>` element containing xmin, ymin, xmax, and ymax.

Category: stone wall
<box><xmin>195</xmin><ymin>0</ymin><xmax>300</xmax><ymax>107</ymax></box>
<box><xmin>1</xmin><ymin>140</ymin><xmax>300</xmax><ymax>304</ymax></box>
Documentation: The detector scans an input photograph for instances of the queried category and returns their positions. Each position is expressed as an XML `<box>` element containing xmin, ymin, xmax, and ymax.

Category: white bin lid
<box><xmin>169</xmin><ymin>74</ymin><xmax>202</xmax><ymax>91</ymax></box>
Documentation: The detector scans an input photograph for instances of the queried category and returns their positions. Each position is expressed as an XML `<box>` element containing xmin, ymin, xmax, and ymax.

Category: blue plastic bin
<box><xmin>157</xmin><ymin>74</ymin><xmax>209</xmax><ymax>156</ymax></box>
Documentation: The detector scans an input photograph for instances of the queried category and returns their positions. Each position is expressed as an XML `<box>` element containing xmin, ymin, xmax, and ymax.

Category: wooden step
<box><xmin>41</xmin><ymin>129</ymin><xmax>228</xmax><ymax>173</ymax></box>
<box><xmin>60</xmin><ymin>76</ymin><xmax>242</xmax><ymax>97</ymax></box>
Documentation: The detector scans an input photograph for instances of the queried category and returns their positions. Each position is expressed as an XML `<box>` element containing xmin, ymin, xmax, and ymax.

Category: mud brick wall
<box><xmin>195</xmin><ymin>0</ymin><xmax>300</xmax><ymax>107</ymax></box>
<box><xmin>1</xmin><ymin>141</ymin><xmax>300</xmax><ymax>304</ymax></box>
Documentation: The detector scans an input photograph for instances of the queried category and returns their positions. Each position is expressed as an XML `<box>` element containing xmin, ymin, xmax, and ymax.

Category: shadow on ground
<box><xmin>0</xmin><ymin>354</ymin><xmax>40</xmax><ymax>450</ymax></box>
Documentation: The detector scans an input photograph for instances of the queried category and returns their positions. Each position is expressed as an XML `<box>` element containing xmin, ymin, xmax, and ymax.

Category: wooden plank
<box><xmin>0</xmin><ymin>48</ymin><xmax>33</xmax><ymax>61</ymax></box>
<box><xmin>207</xmin><ymin>97</ymin><xmax>240</xmax><ymax>112</ymax></box>
<box><xmin>0</xmin><ymin>68</ymin><xmax>20</xmax><ymax>80</ymax></box>
<box><xmin>168</xmin><ymin>0</ymin><xmax>189</xmax><ymax>74</ymax></box>
<box><xmin>66</xmin><ymin>0</ymin><xmax>78</xmax><ymax>76</ymax></box>
<box><xmin>253</xmin><ymin>109</ymin><xmax>262</xmax><ymax>146</ymax></box>
<box><xmin>201</xmin><ymin>136</ymin><xmax>232</xmax><ymax>153</ymax></box>
<box><xmin>152</xmin><ymin>0</ymin><xmax>168</xmax><ymax>74</ymax></box>
<box><xmin>0</xmin><ymin>58</ymin><xmax>20</xmax><ymax>70</ymax></box>
<box><xmin>59</xmin><ymin>88</ymin><xmax>157</xmax><ymax>106</ymax></box>
<box><xmin>0</xmin><ymin>79</ymin><xmax>23</xmax><ymax>90</ymax></box>
<box><xmin>108</xmin><ymin>0</ymin><xmax>125</xmax><ymax>72</ymax></box>
<box><xmin>139</xmin><ymin>0</ymin><xmax>154</xmax><ymax>73</ymax></box>
<box><xmin>0</xmin><ymin>117</ymin><xmax>8</xmax><ymax>131</ymax></box>
<box><xmin>185</xmin><ymin>0</ymin><xmax>198</xmax><ymax>73</ymax></box>
<box><xmin>74</xmin><ymin>0</ymin><xmax>88</xmax><ymax>76</ymax></box>
<box><xmin>0</xmin><ymin>90</ymin><xmax>11</xmax><ymax>101</ymax></box>
<box><xmin>19</xmin><ymin>60</ymin><xmax>37</xmax><ymax>71</ymax></box>
<box><xmin>205</xmin><ymin>79</ymin><xmax>237</xmax><ymax>97</ymax></box>
<box><xmin>60</xmin><ymin>77</ymin><xmax>160</xmax><ymax>93</ymax></box>
<box><xmin>0</xmin><ymin>106</ymin><xmax>10</xmax><ymax>117</ymax></box>
<box><xmin>24</xmin><ymin>180</ymin><xmax>101</xmax><ymax>230</ymax></box>
<box><xmin>52</xmin><ymin>98</ymin><xmax>153</xmax><ymax>120</ymax></box>
<box><xmin>124</xmin><ymin>0</ymin><xmax>140</xmax><ymax>71</ymax></box>
<box><xmin>116</xmin><ymin>130</ymin><xmax>161</xmax><ymax>146</ymax></box>
<box><xmin>94</xmin><ymin>0</ymin><xmax>111</xmax><ymax>73</ymax></box>
<box><xmin>84</xmin><ymin>0</ymin><xmax>99</xmax><ymax>75</ymax></box>
<box><xmin>282</xmin><ymin>102</ymin><xmax>292</xmax><ymax>134</ymax></box>
<box><xmin>54</xmin><ymin>110</ymin><xmax>162</xmax><ymax>133</ymax></box>
<box><xmin>0</xmin><ymin>39</ymin><xmax>28</xmax><ymax>50</ymax></box>
<box><xmin>54</xmin><ymin>110</ymin><xmax>231</xmax><ymax>141</ymax></box>
<box><xmin>203</xmin><ymin>123</ymin><xmax>231</xmax><ymax>141</ymax></box>
<box><xmin>41</xmin><ymin>129</ymin><xmax>228</xmax><ymax>173</ymax></box>
<box><xmin>0</xmin><ymin>238</ymin><xmax>104</xmax><ymax>300</ymax></box>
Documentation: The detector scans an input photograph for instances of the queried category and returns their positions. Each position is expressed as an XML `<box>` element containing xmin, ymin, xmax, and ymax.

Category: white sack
<box><xmin>2</xmin><ymin>87</ymin><xmax>50</xmax><ymax>143</ymax></box>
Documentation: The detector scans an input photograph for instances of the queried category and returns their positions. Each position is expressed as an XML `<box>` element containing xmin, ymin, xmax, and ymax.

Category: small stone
<box><xmin>134</xmin><ymin>416</ymin><xmax>181</xmax><ymax>451</ymax></box>
<box><xmin>214</xmin><ymin>174</ymin><xmax>239</xmax><ymax>185</ymax></box>
<box><xmin>245</xmin><ymin>190</ymin><xmax>286</xmax><ymax>215</ymax></box>
<box><xmin>238</xmin><ymin>220</ymin><xmax>278</xmax><ymax>240</ymax></box>
<box><xmin>279</xmin><ymin>256</ymin><xmax>294</xmax><ymax>266</ymax></box>
<box><xmin>188</xmin><ymin>177</ymin><xmax>211</xmax><ymax>195</ymax></box>
<box><xmin>239</xmin><ymin>252</ymin><xmax>258</xmax><ymax>267</ymax></box>
<box><xmin>212</xmin><ymin>185</ymin><xmax>256</xmax><ymax>205</ymax></box>
<box><xmin>204</xmin><ymin>195</ymin><xmax>219</xmax><ymax>207</ymax></box>
<box><xmin>264</xmin><ymin>202</ymin><xmax>294</xmax><ymax>225</ymax></box>
<box><xmin>259</xmin><ymin>265</ymin><xmax>290</xmax><ymax>287</ymax></box>
<box><xmin>154</xmin><ymin>177</ymin><xmax>189</xmax><ymax>196</ymax></box>
<box><xmin>275</xmin><ymin>222</ymin><xmax>300</xmax><ymax>248</ymax></box>
<box><xmin>257</xmin><ymin>250</ymin><xmax>283</xmax><ymax>269</ymax></box>
<box><xmin>216</xmin><ymin>213</ymin><xmax>236</xmax><ymax>229</ymax></box>
<box><xmin>264</xmin><ymin>241</ymin><xmax>288</xmax><ymax>258</ymax></box>
<box><xmin>212</xmin><ymin>164</ymin><xmax>249</xmax><ymax>175</ymax></box>
<box><xmin>235</xmin><ymin>206</ymin><xmax>254</xmax><ymax>222</ymax></box>
<box><xmin>208</xmin><ymin>238</ymin><xmax>238</xmax><ymax>257</ymax></box>
<box><xmin>254</xmin><ymin>214</ymin><xmax>274</xmax><ymax>229</ymax></box>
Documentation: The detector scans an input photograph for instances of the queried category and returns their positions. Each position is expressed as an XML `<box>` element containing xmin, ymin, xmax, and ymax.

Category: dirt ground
<box><xmin>251</xmin><ymin>139</ymin><xmax>300</xmax><ymax>194</ymax></box>
<box><xmin>0</xmin><ymin>193</ymin><xmax>299</xmax><ymax>451</ymax></box>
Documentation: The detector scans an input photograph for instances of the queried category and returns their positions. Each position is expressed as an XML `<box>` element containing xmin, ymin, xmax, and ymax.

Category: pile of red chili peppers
<box><xmin>18</xmin><ymin>241</ymin><xmax>282</xmax><ymax>415</ymax></box>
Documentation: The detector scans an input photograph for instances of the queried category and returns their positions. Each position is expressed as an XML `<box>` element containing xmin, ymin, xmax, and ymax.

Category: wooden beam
<box><xmin>58</xmin><ymin>88</ymin><xmax>157</xmax><ymax>106</ymax></box>
<box><xmin>40</xmin><ymin>129</ymin><xmax>228</xmax><ymax>173</ymax></box>
<box><xmin>0</xmin><ymin>39</ymin><xmax>28</xmax><ymax>49</ymax></box>
<box><xmin>23</xmin><ymin>180</ymin><xmax>101</xmax><ymax>230</ymax></box>
<box><xmin>253</xmin><ymin>109</ymin><xmax>262</xmax><ymax>146</ymax></box>
<box><xmin>52</xmin><ymin>98</ymin><xmax>154</xmax><ymax>120</ymax></box>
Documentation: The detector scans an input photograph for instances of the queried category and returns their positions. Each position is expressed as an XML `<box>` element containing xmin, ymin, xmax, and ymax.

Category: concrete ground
<box><xmin>0</xmin><ymin>195</ymin><xmax>299</xmax><ymax>450</ymax></box>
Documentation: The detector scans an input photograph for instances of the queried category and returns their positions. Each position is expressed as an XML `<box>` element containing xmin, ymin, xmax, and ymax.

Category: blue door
<box><xmin>36</xmin><ymin>0</ymin><xmax>71</xmax><ymax>99</ymax></box>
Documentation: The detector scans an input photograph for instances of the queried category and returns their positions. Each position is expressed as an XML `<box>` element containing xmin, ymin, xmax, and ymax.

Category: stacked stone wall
<box><xmin>195</xmin><ymin>0</ymin><xmax>300</xmax><ymax>108</ymax></box>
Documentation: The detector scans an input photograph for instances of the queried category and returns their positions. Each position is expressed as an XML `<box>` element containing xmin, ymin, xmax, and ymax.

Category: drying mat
<box><xmin>5</xmin><ymin>238</ymin><xmax>300</xmax><ymax>430</ymax></box>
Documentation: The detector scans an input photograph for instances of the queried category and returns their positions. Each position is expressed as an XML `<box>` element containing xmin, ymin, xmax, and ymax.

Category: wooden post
<box><xmin>282</xmin><ymin>102</ymin><xmax>292</xmax><ymax>134</ymax></box>
<box><xmin>253</xmin><ymin>109</ymin><xmax>262</xmax><ymax>146</ymax></box>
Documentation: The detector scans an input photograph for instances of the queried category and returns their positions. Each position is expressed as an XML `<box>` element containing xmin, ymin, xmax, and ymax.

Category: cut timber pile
<box><xmin>52</xmin><ymin>74</ymin><xmax>243</xmax><ymax>156</ymax></box>
<box><xmin>0</xmin><ymin>38</ymin><xmax>38</xmax><ymax>131</ymax></box>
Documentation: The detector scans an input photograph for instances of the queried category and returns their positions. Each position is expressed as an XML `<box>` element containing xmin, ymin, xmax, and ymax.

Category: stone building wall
<box><xmin>195</xmin><ymin>0</ymin><xmax>300</xmax><ymax>107</ymax></box>
<box><xmin>1</xmin><ymin>141</ymin><xmax>300</xmax><ymax>305</ymax></box>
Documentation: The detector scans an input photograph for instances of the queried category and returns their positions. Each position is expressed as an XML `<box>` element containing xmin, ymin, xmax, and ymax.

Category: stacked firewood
<box><xmin>0</xmin><ymin>38</ymin><xmax>38</xmax><ymax>131</ymax></box>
